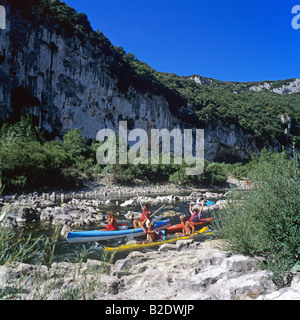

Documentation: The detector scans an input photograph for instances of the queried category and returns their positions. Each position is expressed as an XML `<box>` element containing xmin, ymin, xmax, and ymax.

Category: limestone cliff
<box><xmin>249</xmin><ymin>78</ymin><xmax>300</xmax><ymax>95</ymax></box>
<box><xmin>0</xmin><ymin>2</ymin><xmax>179</xmax><ymax>137</ymax></box>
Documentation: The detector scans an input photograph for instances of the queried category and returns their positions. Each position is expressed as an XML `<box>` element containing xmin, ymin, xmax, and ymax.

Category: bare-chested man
<box><xmin>176</xmin><ymin>214</ymin><xmax>195</xmax><ymax>236</ymax></box>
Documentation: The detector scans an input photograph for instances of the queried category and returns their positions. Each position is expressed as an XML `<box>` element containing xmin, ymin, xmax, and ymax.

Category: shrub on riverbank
<box><xmin>0</xmin><ymin>117</ymin><xmax>229</xmax><ymax>191</ymax></box>
<box><xmin>213</xmin><ymin>150</ymin><xmax>300</xmax><ymax>286</ymax></box>
<box><xmin>106</xmin><ymin>158</ymin><xmax>228</xmax><ymax>187</ymax></box>
<box><xmin>168</xmin><ymin>160</ymin><xmax>228</xmax><ymax>186</ymax></box>
<box><xmin>0</xmin><ymin>118</ymin><xmax>97</xmax><ymax>191</ymax></box>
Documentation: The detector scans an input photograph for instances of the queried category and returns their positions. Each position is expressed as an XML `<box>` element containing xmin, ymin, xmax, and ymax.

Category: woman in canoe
<box><xmin>176</xmin><ymin>214</ymin><xmax>195</xmax><ymax>236</ymax></box>
<box><xmin>105</xmin><ymin>211</ymin><xmax>119</xmax><ymax>231</ymax></box>
<box><xmin>189</xmin><ymin>201</ymin><xmax>205</xmax><ymax>222</ymax></box>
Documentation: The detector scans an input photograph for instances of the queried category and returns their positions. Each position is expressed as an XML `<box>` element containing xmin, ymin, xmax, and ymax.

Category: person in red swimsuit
<box><xmin>105</xmin><ymin>211</ymin><xmax>119</xmax><ymax>231</ymax></box>
<box><xmin>133</xmin><ymin>205</ymin><xmax>152</xmax><ymax>229</ymax></box>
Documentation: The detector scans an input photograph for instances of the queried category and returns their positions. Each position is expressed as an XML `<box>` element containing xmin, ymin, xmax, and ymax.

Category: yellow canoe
<box><xmin>104</xmin><ymin>227</ymin><xmax>213</xmax><ymax>252</ymax></box>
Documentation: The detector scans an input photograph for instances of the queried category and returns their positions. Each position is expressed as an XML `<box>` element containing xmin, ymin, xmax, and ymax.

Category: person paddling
<box><xmin>105</xmin><ymin>211</ymin><xmax>119</xmax><ymax>231</ymax></box>
<box><xmin>133</xmin><ymin>204</ymin><xmax>152</xmax><ymax>229</ymax></box>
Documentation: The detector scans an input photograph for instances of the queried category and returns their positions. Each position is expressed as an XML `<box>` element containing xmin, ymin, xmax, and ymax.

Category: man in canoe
<box><xmin>189</xmin><ymin>201</ymin><xmax>205</xmax><ymax>222</ymax></box>
<box><xmin>105</xmin><ymin>211</ymin><xmax>119</xmax><ymax>231</ymax></box>
<box><xmin>176</xmin><ymin>214</ymin><xmax>195</xmax><ymax>236</ymax></box>
<box><xmin>133</xmin><ymin>204</ymin><xmax>152</xmax><ymax>229</ymax></box>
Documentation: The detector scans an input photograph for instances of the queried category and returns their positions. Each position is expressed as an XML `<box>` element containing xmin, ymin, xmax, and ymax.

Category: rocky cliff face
<box><xmin>0</xmin><ymin>2</ymin><xmax>264</xmax><ymax>162</ymax></box>
<box><xmin>249</xmin><ymin>78</ymin><xmax>300</xmax><ymax>95</ymax></box>
<box><xmin>0</xmin><ymin>4</ymin><xmax>177</xmax><ymax>136</ymax></box>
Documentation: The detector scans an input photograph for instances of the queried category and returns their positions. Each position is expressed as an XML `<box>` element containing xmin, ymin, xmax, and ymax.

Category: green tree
<box><xmin>0</xmin><ymin>114</ymin><xmax>44</xmax><ymax>146</ymax></box>
<box><xmin>63</xmin><ymin>129</ymin><xmax>86</xmax><ymax>159</ymax></box>
<box><xmin>0</xmin><ymin>139</ymin><xmax>71</xmax><ymax>189</ymax></box>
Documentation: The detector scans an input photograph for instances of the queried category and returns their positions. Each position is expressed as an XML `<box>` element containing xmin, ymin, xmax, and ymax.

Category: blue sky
<box><xmin>64</xmin><ymin>0</ymin><xmax>300</xmax><ymax>82</ymax></box>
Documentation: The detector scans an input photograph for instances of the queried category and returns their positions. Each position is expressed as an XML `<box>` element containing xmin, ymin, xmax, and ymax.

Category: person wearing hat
<box><xmin>106</xmin><ymin>211</ymin><xmax>119</xmax><ymax>231</ymax></box>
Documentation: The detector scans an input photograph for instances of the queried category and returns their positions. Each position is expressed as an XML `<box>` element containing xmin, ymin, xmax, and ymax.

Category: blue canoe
<box><xmin>66</xmin><ymin>219</ymin><xmax>171</xmax><ymax>244</ymax></box>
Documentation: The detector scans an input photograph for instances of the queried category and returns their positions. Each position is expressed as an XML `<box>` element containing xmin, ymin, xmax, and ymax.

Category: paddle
<box><xmin>137</xmin><ymin>193</ymin><xmax>143</xmax><ymax>210</ymax></box>
<box><xmin>131</xmin><ymin>204</ymin><xmax>166</xmax><ymax>232</ymax></box>
<box><xmin>182</xmin><ymin>201</ymin><xmax>215</xmax><ymax>206</ymax></box>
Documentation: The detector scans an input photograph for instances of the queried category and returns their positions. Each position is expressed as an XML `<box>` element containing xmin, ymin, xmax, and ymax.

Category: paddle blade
<box><xmin>182</xmin><ymin>201</ymin><xmax>214</xmax><ymax>206</ymax></box>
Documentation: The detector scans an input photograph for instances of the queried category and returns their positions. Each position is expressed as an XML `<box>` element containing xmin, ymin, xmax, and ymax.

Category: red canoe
<box><xmin>166</xmin><ymin>218</ymin><xmax>213</xmax><ymax>234</ymax></box>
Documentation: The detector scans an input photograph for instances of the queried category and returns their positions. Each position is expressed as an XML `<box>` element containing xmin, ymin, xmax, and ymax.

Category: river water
<box><xmin>14</xmin><ymin>193</ymin><xmax>219</xmax><ymax>264</ymax></box>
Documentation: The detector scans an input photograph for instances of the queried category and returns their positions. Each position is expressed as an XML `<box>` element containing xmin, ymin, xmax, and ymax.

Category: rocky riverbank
<box><xmin>0</xmin><ymin>176</ymin><xmax>247</xmax><ymax>210</ymax></box>
<box><xmin>0</xmin><ymin>182</ymin><xmax>192</xmax><ymax>204</ymax></box>
<box><xmin>3</xmin><ymin>179</ymin><xmax>297</xmax><ymax>301</ymax></box>
<box><xmin>1</xmin><ymin>239</ymin><xmax>300</xmax><ymax>300</ymax></box>
<box><xmin>0</xmin><ymin>182</ymin><xmax>229</xmax><ymax>233</ymax></box>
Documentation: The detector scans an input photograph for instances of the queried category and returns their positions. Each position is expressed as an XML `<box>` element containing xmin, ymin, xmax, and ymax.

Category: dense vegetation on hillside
<box><xmin>121</xmin><ymin>57</ymin><xmax>300</xmax><ymax>148</ymax></box>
